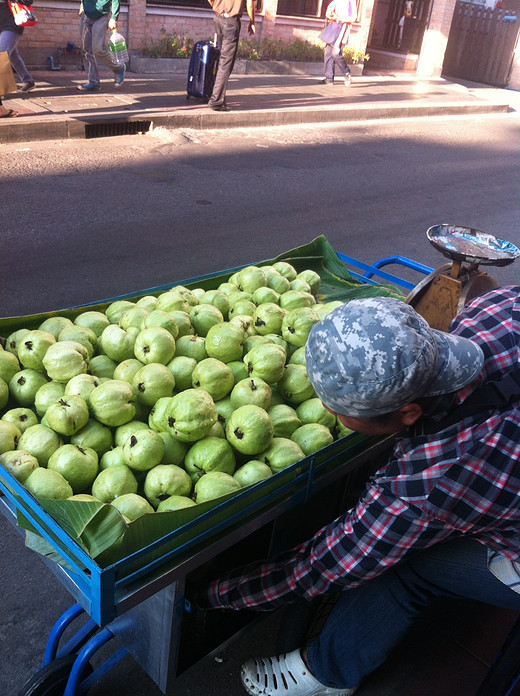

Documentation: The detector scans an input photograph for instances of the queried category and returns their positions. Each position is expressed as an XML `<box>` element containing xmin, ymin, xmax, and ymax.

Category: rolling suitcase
<box><xmin>186</xmin><ymin>37</ymin><xmax>220</xmax><ymax>101</ymax></box>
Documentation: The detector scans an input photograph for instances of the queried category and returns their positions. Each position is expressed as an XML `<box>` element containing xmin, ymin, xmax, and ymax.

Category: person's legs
<box><xmin>331</xmin><ymin>47</ymin><xmax>350</xmax><ymax>84</ymax></box>
<box><xmin>307</xmin><ymin>538</ymin><xmax>520</xmax><ymax>690</ymax></box>
<box><xmin>79</xmin><ymin>14</ymin><xmax>99</xmax><ymax>85</ymax></box>
<box><xmin>323</xmin><ymin>44</ymin><xmax>335</xmax><ymax>82</ymax></box>
<box><xmin>91</xmin><ymin>15</ymin><xmax>119</xmax><ymax>74</ymax></box>
<box><xmin>208</xmin><ymin>15</ymin><xmax>240</xmax><ymax>108</ymax></box>
<box><xmin>0</xmin><ymin>30</ymin><xmax>32</xmax><ymax>83</ymax></box>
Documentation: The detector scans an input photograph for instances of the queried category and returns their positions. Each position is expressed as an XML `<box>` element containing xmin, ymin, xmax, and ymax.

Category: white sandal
<box><xmin>240</xmin><ymin>649</ymin><xmax>357</xmax><ymax>696</ymax></box>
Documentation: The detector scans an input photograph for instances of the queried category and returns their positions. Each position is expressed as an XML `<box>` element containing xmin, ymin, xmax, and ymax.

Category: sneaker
<box><xmin>319</xmin><ymin>78</ymin><xmax>334</xmax><ymax>85</ymax></box>
<box><xmin>344</xmin><ymin>74</ymin><xmax>352</xmax><ymax>86</ymax></box>
<box><xmin>17</xmin><ymin>81</ymin><xmax>35</xmax><ymax>93</ymax></box>
<box><xmin>241</xmin><ymin>650</ymin><xmax>358</xmax><ymax>696</ymax></box>
<box><xmin>78</xmin><ymin>82</ymin><xmax>100</xmax><ymax>91</ymax></box>
<box><xmin>114</xmin><ymin>64</ymin><xmax>125</xmax><ymax>87</ymax></box>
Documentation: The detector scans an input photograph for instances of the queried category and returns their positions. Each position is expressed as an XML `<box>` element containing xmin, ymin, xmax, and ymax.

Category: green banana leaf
<box><xmin>3</xmin><ymin>235</ymin><xmax>404</xmax><ymax>576</ymax></box>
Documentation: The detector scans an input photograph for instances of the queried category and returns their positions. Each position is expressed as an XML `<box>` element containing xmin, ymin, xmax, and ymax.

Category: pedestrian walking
<box><xmin>197</xmin><ymin>287</ymin><xmax>520</xmax><ymax>696</ymax></box>
<box><xmin>0</xmin><ymin>0</ymin><xmax>35</xmax><ymax>94</ymax></box>
<box><xmin>207</xmin><ymin>0</ymin><xmax>255</xmax><ymax>111</ymax></box>
<box><xmin>78</xmin><ymin>0</ymin><xmax>125</xmax><ymax>91</ymax></box>
<box><xmin>320</xmin><ymin>0</ymin><xmax>357</xmax><ymax>86</ymax></box>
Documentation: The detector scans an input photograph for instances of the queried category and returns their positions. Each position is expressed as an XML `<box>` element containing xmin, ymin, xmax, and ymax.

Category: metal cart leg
<box><xmin>42</xmin><ymin>603</ymin><xmax>86</xmax><ymax>665</ymax></box>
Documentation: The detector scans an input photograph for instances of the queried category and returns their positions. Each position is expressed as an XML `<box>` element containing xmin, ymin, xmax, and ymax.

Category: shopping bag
<box><xmin>8</xmin><ymin>1</ymin><xmax>37</xmax><ymax>27</ymax></box>
<box><xmin>318</xmin><ymin>22</ymin><xmax>343</xmax><ymax>45</ymax></box>
<box><xmin>0</xmin><ymin>51</ymin><xmax>17</xmax><ymax>96</ymax></box>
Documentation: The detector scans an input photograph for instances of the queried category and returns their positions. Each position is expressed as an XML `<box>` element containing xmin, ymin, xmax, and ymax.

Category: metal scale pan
<box><xmin>426</xmin><ymin>224</ymin><xmax>520</xmax><ymax>268</ymax></box>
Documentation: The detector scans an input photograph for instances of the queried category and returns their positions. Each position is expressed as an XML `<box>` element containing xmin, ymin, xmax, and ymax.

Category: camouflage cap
<box><xmin>305</xmin><ymin>297</ymin><xmax>484</xmax><ymax>418</ymax></box>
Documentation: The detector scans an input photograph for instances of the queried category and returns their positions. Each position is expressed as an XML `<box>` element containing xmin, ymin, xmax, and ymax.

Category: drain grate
<box><xmin>85</xmin><ymin>120</ymin><xmax>152</xmax><ymax>139</ymax></box>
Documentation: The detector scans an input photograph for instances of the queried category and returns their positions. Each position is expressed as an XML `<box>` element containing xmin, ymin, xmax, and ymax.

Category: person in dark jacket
<box><xmin>78</xmin><ymin>0</ymin><xmax>125</xmax><ymax>91</ymax></box>
<box><xmin>0</xmin><ymin>0</ymin><xmax>34</xmax><ymax>99</ymax></box>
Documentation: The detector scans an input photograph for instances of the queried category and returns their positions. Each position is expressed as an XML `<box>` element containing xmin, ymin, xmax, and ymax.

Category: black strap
<box><xmin>417</xmin><ymin>371</ymin><xmax>520</xmax><ymax>435</ymax></box>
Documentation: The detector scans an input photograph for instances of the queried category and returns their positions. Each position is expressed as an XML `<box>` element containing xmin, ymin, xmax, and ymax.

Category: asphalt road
<box><xmin>1</xmin><ymin>111</ymin><xmax>520</xmax><ymax>696</ymax></box>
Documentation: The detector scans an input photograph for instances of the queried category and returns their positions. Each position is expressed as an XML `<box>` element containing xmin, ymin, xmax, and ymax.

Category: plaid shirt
<box><xmin>201</xmin><ymin>286</ymin><xmax>520</xmax><ymax>611</ymax></box>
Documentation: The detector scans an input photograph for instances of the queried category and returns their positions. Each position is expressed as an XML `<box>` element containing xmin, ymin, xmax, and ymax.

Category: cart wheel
<box><xmin>17</xmin><ymin>654</ymin><xmax>93</xmax><ymax>696</ymax></box>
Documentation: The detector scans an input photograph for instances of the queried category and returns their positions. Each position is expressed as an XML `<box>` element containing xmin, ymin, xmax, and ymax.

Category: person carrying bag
<box><xmin>319</xmin><ymin>0</ymin><xmax>357</xmax><ymax>86</ymax></box>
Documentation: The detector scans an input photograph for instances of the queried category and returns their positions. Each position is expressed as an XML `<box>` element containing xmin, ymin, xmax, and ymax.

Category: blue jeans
<box><xmin>0</xmin><ymin>30</ymin><xmax>32</xmax><ymax>83</ymax></box>
<box><xmin>306</xmin><ymin>538</ymin><xmax>520</xmax><ymax>689</ymax></box>
<box><xmin>324</xmin><ymin>44</ymin><xmax>350</xmax><ymax>81</ymax></box>
<box><xmin>80</xmin><ymin>13</ymin><xmax>119</xmax><ymax>85</ymax></box>
<box><xmin>209</xmin><ymin>14</ymin><xmax>241</xmax><ymax>107</ymax></box>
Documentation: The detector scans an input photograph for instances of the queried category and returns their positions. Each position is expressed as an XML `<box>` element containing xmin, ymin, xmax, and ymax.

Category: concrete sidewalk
<box><xmin>0</xmin><ymin>68</ymin><xmax>516</xmax><ymax>143</ymax></box>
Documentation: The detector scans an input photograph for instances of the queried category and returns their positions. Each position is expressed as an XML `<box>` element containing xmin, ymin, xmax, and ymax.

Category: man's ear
<box><xmin>397</xmin><ymin>402</ymin><xmax>423</xmax><ymax>426</ymax></box>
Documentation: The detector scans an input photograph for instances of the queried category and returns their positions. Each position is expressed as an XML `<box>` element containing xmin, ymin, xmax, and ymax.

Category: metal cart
<box><xmin>2</xmin><ymin>232</ymin><xmax>516</xmax><ymax>696</ymax></box>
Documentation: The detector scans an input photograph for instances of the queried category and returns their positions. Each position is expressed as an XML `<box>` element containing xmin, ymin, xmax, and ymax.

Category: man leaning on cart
<box><xmin>196</xmin><ymin>285</ymin><xmax>520</xmax><ymax>696</ymax></box>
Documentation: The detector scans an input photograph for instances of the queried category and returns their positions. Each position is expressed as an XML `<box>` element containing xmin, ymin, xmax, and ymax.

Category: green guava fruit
<box><xmin>288</xmin><ymin>346</ymin><xmax>307</xmax><ymax>366</ymax></box>
<box><xmin>192</xmin><ymin>358</ymin><xmax>234</xmax><ymax>401</ymax></box>
<box><xmin>68</xmin><ymin>493</ymin><xmax>101</xmax><ymax>502</ymax></box>
<box><xmin>225</xmin><ymin>404</ymin><xmax>273</xmax><ymax>455</ymax></box>
<box><xmin>0</xmin><ymin>449</ymin><xmax>39</xmax><ymax>483</ymax></box>
<box><xmin>205</xmin><ymin>322</ymin><xmax>245</xmax><ymax>363</ymax></box>
<box><xmin>134</xmin><ymin>326</ymin><xmax>176</xmax><ymax>365</ymax></box>
<box><xmin>296</xmin><ymin>398</ymin><xmax>336</xmax><ymax>430</ymax></box>
<box><xmin>227</xmin><ymin>360</ymin><xmax>249</xmax><ymax>384</ymax></box>
<box><xmin>174</xmin><ymin>335</ymin><xmax>208</xmax><ymax>363</ymax></box>
<box><xmin>165</xmin><ymin>389</ymin><xmax>217</xmax><ymax>442</ymax></box>
<box><xmin>214</xmin><ymin>396</ymin><xmax>234</xmax><ymax>429</ymax></box>
<box><xmin>143</xmin><ymin>464</ymin><xmax>192</xmax><ymax>508</ymax></box>
<box><xmin>111</xmin><ymin>493</ymin><xmax>154</xmax><ymax>520</ymax></box>
<box><xmin>74</xmin><ymin>310</ymin><xmax>110</xmax><ymax>337</ymax></box>
<box><xmin>158</xmin><ymin>430</ymin><xmax>188</xmax><ymax>466</ymax></box>
<box><xmin>277</xmin><ymin>365</ymin><xmax>316</xmax><ymax>405</ymax></box>
<box><xmin>113</xmin><ymin>358</ymin><xmax>145</xmax><ymax>385</ymax></box>
<box><xmin>243</xmin><ymin>343</ymin><xmax>287</xmax><ymax>384</ymax></box>
<box><xmin>262</xmin><ymin>268</ymin><xmax>290</xmax><ymax>295</ymax></box>
<box><xmin>156</xmin><ymin>495</ymin><xmax>196</xmax><ymax>512</ymax></box>
<box><xmin>35</xmin><ymin>381</ymin><xmax>67</xmax><ymax>416</ymax></box>
<box><xmin>291</xmin><ymin>423</ymin><xmax>334</xmax><ymax>456</ymax></box>
<box><xmin>169</xmin><ymin>311</ymin><xmax>194</xmax><ymax>338</ymax></box>
<box><xmin>100</xmin><ymin>325</ymin><xmax>139</xmax><ymax>363</ymax></box>
<box><xmin>217</xmin><ymin>282</ymin><xmax>242</xmax><ymax>304</ymax></box>
<box><xmin>282</xmin><ymin>307</ymin><xmax>320</xmax><ymax>348</ymax></box>
<box><xmin>252</xmin><ymin>287</ymin><xmax>280</xmax><ymax>306</ymax></box>
<box><xmin>48</xmin><ymin>444</ymin><xmax>99</xmax><ymax>493</ymax></box>
<box><xmin>253</xmin><ymin>303</ymin><xmax>286</xmax><ymax>336</ymax></box>
<box><xmin>335</xmin><ymin>421</ymin><xmax>354</xmax><ymax>440</ymax></box>
<box><xmin>122</xmin><ymin>428</ymin><xmax>165</xmax><ymax>472</ymax></box>
<box><xmin>4</xmin><ymin>328</ymin><xmax>29</xmax><ymax>358</ymax></box>
<box><xmin>88</xmin><ymin>355</ymin><xmax>117</xmax><ymax>379</ymax></box>
<box><xmin>0</xmin><ymin>348</ymin><xmax>20</xmax><ymax>383</ymax></box>
<box><xmin>18</xmin><ymin>424</ymin><xmax>62</xmax><ymax>466</ymax></box>
<box><xmin>0</xmin><ymin>376</ymin><xmax>8</xmax><ymax>409</ymax></box>
<box><xmin>25</xmin><ymin>467</ymin><xmax>73</xmax><ymax>500</ymax></box>
<box><xmin>279</xmin><ymin>290</ymin><xmax>315</xmax><ymax>312</ymax></box>
<box><xmin>58</xmin><ymin>325</ymin><xmax>97</xmax><ymax>358</ymax></box>
<box><xmin>258</xmin><ymin>437</ymin><xmax>305</xmax><ymax>474</ymax></box>
<box><xmin>105</xmin><ymin>300</ymin><xmax>135</xmax><ymax>324</ymax></box>
<box><xmin>148</xmin><ymin>397</ymin><xmax>173</xmax><ymax>433</ymax></box>
<box><xmin>9</xmin><ymin>369</ymin><xmax>49</xmax><ymax>407</ymax></box>
<box><xmin>45</xmin><ymin>396</ymin><xmax>89</xmax><ymax>436</ymax></box>
<box><xmin>233</xmin><ymin>460</ymin><xmax>272</xmax><ymax>487</ymax></box>
<box><xmin>100</xmin><ymin>446</ymin><xmax>126</xmax><ymax>470</ymax></box>
<box><xmin>18</xmin><ymin>330</ymin><xmax>56</xmax><ymax>372</ymax></box>
<box><xmin>315</xmin><ymin>301</ymin><xmax>344</xmax><ymax>320</ymax></box>
<box><xmin>114</xmin><ymin>420</ymin><xmax>149</xmax><ymax>447</ymax></box>
<box><xmin>190</xmin><ymin>304</ymin><xmax>224</xmax><ymax>337</ymax></box>
<box><xmin>156</xmin><ymin>291</ymin><xmax>190</xmax><ymax>314</ymax></box>
<box><xmin>38</xmin><ymin>316</ymin><xmax>73</xmax><ymax>339</ymax></box>
<box><xmin>296</xmin><ymin>270</ymin><xmax>321</xmax><ymax>295</ymax></box>
<box><xmin>1</xmin><ymin>407</ymin><xmax>38</xmax><ymax>434</ymax></box>
<box><xmin>136</xmin><ymin>295</ymin><xmax>158</xmax><ymax>311</ymax></box>
<box><xmin>132</xmin><ymin>363</ymin><xmax>175</xmax><ymax>407</ymax></box>
<box><xmin>229</xmin><ymin>299</ymin><xmax>256</xmax><ymax>319</ymax></box>
<box><xmin>242</xmin><ymin>335</ymin><xmax>272</xmax><ymax>355</ymax></box>
<box><xmin>167</xmin><ymin>356</ymin><xmax>197</xmax><ymax>392</ymax></box>
<box><xmin>199</xmin><ymin>289</ymin><xmax>230</xmax><ymax>319</ymax></box>
<box><xmin>119</xmin><ymin>306</ymin><xmax>150</xmax><ymax>331</ymax></box>
<box><xmin>289</xmin><ymin>279</ymin><xmax>311</xmax><ymax>294</ymax></box>
<box><xmin>235</xmin><ymin>265</ymin><xmax>267</xmax><ymax>294</ymax></box>
<box><xmin>229</xmin><ymin>315</ymin><xmax>256</xmax><ymax>337</ymax></box>
<box><xmin>143</xmin><ymin>310</ymin><xmax>179</xmax><ymax>339</ymax></box>
<box><xmin>91</xmin><ymin>464</ymin><xmax>138</xmax><ymax>502</ymax></box>
<box><xmin>184</xmin><ymin>436</ymin><xmax>236</xmax><ymax>483</ymax></box>
<box><xmin>194</xmin><ymin>471</ymin><xmax>241</xmax><ymax>503</ymax></box>
<box><xmin>63</xmin><ymin>374</ymin><xmax>101</xmax><ymax>404</ymax></box>
<box><xmin>268</xmin><ymin>404</ymin><xmax>302</xmax><ymax>438</ymax></box>
<box><xmin>230</xmin><ymin>377</ymin><xmax>272</xmax><ymax>410</ymax></box>
<box><xmin>89</xmin><ymin>380</ymin><xmax>136</xmax><ymax>427</ymax></box>
<box><xmin>42</xmin><ymin>341</ymin><xmax>89</xmax><ymax>382</ymax></box>
<box><xmin>71</xmin><ymin>419</ymin><xmax>113</xmax><ymax>457</ymax></box>
<box><xmin>273</xmin><ymin>261</ymin><xmax>297</xmax><ymax>281</ymax></box>
<box><xmin>0</xmin><ymin>420</ymin><xmax>21</xmax><ymax>454</ymax></box>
